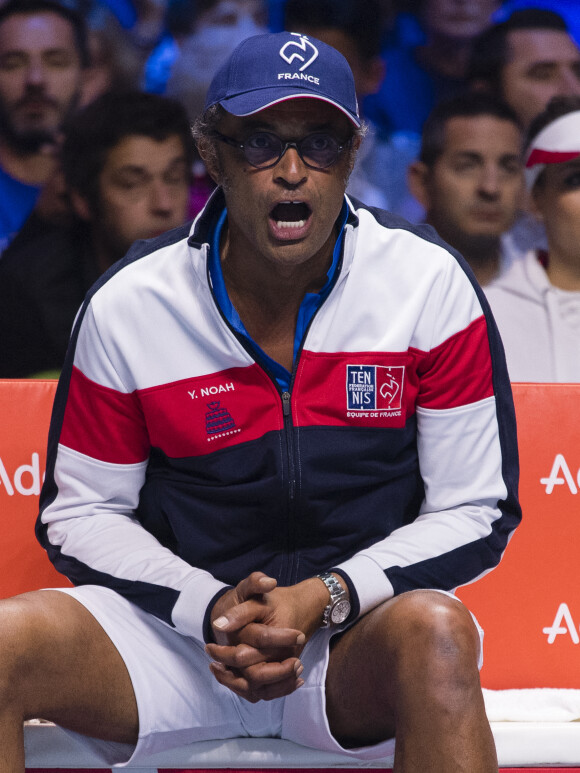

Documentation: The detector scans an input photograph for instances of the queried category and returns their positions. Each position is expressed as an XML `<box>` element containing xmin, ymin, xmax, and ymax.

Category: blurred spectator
<box><xmin>0</xmin><ymin>0</ymin><xmax>89</xmax><ymax>255</ymax></box>
<box><xmin>485</xmin><ymin>95</ymin><xmax>580</xmax><ymax>381</ymax></box>
<box><xmin>0</xmin><ymin>90</ymin><xmax>195</xmax><ymax>378</ymax></box>
<box><xmin>469</xmin><ymin>8</ymin><xmax>580</xmax><ymax>130</ymax></box>
<box><xmin>95</xmin><ymin>0</ymin><xmax>170</xmax><ymax>88</ymax></box>
<box><xmin>492</xmin><ymin>0</ymin><xmax>580</xmax><ymax>50</ymax></box>
<box><xmin>81</xmin><ymin>2</ymin><xmax>163</xmax><ymax>101</ymax></box>
<box><xmin>362</xmin><ymin>0</ymin><xmax>501</xmax><ymax>220</ymax></box>
<box><xmin>408</xmin><ymin>92</ymin><xmax>524</xmax><ymax>286</ymax></box>
<box><xmin>157</xmin><ymin>0</ymin><xmax>268</xmax><ymax>215</ymax></box>
<box><xmin>283</xmin><ymin>0</ymin><xmax>391</xmax><ymax>209</ymax></box>
<box><xmin>80</xmin><ymin>13</ymin><xmax>129</xmax><ymax>105</ymax></box>
<box><xmin>469</xmin><ymin>8</ymin><xmax>580</xmax><ymax>254</ymax></box>
<box><xmin>364</xmin><ymin>0</ymin><xmax>500</xmax><ymax>136</ymax></box>
<box><xmin>164</xmin><ymin>0</ymin><xmax>269</xmax><ymax>119</ymax></box>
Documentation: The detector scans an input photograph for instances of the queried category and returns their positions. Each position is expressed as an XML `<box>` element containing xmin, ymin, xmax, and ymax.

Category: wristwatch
<box><xmin>317</xmin><ymin>572</ymin><xmax>351</xmax><ymax>627</ymax></box>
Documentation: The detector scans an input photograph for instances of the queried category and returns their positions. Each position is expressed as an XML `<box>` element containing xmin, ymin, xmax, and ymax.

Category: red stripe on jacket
<box><xmin>61</xmin><ymin>366</ymin><xmax>150</xmax><ymax>463</ymax></box>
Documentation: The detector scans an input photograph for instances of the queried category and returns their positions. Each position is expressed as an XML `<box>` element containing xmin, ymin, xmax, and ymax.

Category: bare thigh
<box><xmin>0</xmin><ymin>590</ymin><xmax>138</xmax><ymax>744</ymax></box>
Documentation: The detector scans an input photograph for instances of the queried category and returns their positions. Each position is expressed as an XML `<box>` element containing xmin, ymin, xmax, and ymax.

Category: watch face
<box><xmin>331</xmin><ymin>599</ymin><xmax>351</xmax><ymax>624</ymax></box>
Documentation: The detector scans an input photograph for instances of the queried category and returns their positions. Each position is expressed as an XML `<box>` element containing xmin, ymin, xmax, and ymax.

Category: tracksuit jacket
<box><xmin>37</xmin><ymin>190</ymin><xmax>521</xmax><ymax>644</ymax></box>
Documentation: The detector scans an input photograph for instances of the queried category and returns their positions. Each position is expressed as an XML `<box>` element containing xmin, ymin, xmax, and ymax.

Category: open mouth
<box><xmin>270</xmin><ymin>201</ymin><xmax>312</xmax><ymax>229</ymax></box>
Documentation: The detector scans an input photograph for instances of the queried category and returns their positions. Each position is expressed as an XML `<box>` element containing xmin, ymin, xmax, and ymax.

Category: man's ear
<box><xmin>407</xmin><ymin>160</ymin><xmax>431</xmax><ymax>209</ymax></box>
<box><xmin>197</xmin><ymin>137</ymin><xmax>221</xmax><ymax>185</ymax></box>
<box><xmin>70</xmin><ymin>190</ymin><xmax>92</xmax><ymax>222</ymax></box>
<box><xmin>352</xmin><ymin>131</ymin><xmax>363</xmax><ymax>152</ymax></box>
<box><xmin>343</xmin><ymin>132</ymin><xmax>362</xmax><ymax>181</ymax></box>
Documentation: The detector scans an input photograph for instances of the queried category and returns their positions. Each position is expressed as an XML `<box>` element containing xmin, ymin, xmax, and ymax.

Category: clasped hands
<box><xmin>205</xmin><ymin>571</ymin><xmax>329</xmax><ymax>703</ymax></box>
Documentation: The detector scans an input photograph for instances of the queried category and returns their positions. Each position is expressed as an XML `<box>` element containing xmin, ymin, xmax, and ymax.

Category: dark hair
<box><xmin>526</xmin><ymin>93</ymin><xmax>580</xmax><ymax>148</ymax></box>
<box><xmin>420</xmin><ymin>91</ymin><xmax>523</xmax><ymax>165</ymax></box>
<box><xmin>467</xmin><ymin>8</ymin><xmax>570</xmax><ymax>95</ymax></box>
<box><xmin>284</xmin><ymin>0</ymin><xmax>385</xmax><ymax>61</ymax></box>
<box><xmin>61</xmin><ymin>90</ymin><xmax>195</xmax><ymax>205</ymax></box>
<box><xmin>0</xmin><ymin>0</ymin><xmax>90</xmax><ymax>68</ymax></box>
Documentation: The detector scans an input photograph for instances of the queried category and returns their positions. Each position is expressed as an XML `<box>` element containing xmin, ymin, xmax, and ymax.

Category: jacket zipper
<box><xmin>281</xmin><ymin>389</ymin><xmax>298</xmax><ymax>584</ymax></box>
<box><xmin>281</xmin><ymin>390</ymin><xmax>295</xmax><ymax>502</ymax></box>
<box><xmin>205</xmin><ymin>254</ymin><xmax>298</xmax><ymax>581</ymax></box>
<box><xmin>204</xmin><ymin>234</ymin><xmax>349</xmax><ymax>584</ymax></box>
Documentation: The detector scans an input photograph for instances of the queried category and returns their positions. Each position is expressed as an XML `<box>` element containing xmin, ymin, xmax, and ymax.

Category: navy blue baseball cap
<box><xmin>204</xmin><ymin>31</ymin><xmax>361</xmax><ymax>128</ymax></box>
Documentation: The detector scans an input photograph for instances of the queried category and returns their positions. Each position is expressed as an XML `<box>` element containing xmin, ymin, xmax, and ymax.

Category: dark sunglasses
<box><xmin>212</xmin><ymin>130</ymin><xmax>353</xmax><ymax>170</ymax></box>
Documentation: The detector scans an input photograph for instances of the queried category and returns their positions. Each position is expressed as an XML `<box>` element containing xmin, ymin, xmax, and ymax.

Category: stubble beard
<box><xmin>0</xmin><ymin>90</ymin><xmax>80</xmax><ymax>155</ymax></box>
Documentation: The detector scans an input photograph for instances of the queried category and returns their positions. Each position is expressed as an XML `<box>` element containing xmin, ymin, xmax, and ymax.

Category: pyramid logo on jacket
<box><xmin>205</xmin><ymin>401</ymin><xmax>238</xmax><ymax>440</ymax></box>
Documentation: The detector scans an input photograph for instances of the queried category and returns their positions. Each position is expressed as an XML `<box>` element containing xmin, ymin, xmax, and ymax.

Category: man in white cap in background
<box><xmin>0</xmin><ymin>32</ymin><xmax>519</xmax><ymax>773</ymax></box>
<box><xmin>486</xmin><ymin>94</ymin><xmax>580</xmax><ymax>381</ymax></box>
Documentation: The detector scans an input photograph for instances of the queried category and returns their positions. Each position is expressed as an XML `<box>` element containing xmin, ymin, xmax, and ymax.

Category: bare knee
<box><xmin>384</xmin><ymin>591</ymin><xmax>482</xmax><ymax>700</ymax></box>
<box><xmin>386</xmin><ymin>590</ymin><xmax>480</xmax><ymax>650</ymax></box>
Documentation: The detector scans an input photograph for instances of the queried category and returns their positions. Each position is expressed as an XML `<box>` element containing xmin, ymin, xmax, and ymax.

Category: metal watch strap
<box><xmin>317</xmin><ymin>571</ymin><xmax>348</xmax><ymax>627</ymax></box>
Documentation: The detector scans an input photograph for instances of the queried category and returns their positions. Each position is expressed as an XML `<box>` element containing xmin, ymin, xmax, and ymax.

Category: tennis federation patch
<box><xmin>346</xmin><ymin>365</ymin><xmax>405</xmax><ymax>415</ymax></box>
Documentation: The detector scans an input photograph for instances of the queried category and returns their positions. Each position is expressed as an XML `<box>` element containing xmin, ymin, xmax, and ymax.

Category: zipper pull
<box><xmin>282</xmin><ymin>391</ymin><xmax>291</xmax><ymax>416</ymax></box>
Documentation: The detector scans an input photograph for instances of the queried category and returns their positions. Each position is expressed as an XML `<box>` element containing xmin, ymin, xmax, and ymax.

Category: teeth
<box><xmin>276</xmin><ymin>220</ymin><xmax>305</xmax><ymax>228</ymax></box>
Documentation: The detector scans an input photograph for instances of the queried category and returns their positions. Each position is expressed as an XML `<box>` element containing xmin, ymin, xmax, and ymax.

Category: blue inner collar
<box><xmin>209</xmin><ymin>200</ymin><xmax>348</xmax><ymax>391</ymax></box>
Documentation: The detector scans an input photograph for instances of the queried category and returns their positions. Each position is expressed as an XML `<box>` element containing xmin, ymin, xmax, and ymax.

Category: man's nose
<box><xmin>478</xmin><ymin>166</ymin><xmax>501</xmax><ymax>196</ymax></box>
<box><xmin>149</xmin><ymin>180</ymin><xmax>179</xmax><ymax>212</ymax></box>
<box><xmin>25</xmin><ymin>58</ymin><xmax>46</xmax><ymax>87</ymax></box>
<box><xmin>274</xmin><ymin>146</ymin><xmax>308</xmax><ymax>186</ymax></box>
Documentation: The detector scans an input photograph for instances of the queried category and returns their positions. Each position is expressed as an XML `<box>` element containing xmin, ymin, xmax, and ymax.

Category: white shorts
<box><xmin>51</xmin><ymin>585</ymin><xmax>483</xmax><ymax>767</ymax></box>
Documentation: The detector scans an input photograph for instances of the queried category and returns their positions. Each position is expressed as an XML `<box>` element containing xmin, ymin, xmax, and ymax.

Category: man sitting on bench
<box><xmin>3</xmin><ymin>31</ymin><xmax>520</xmax><ymax>773</ymax></box>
